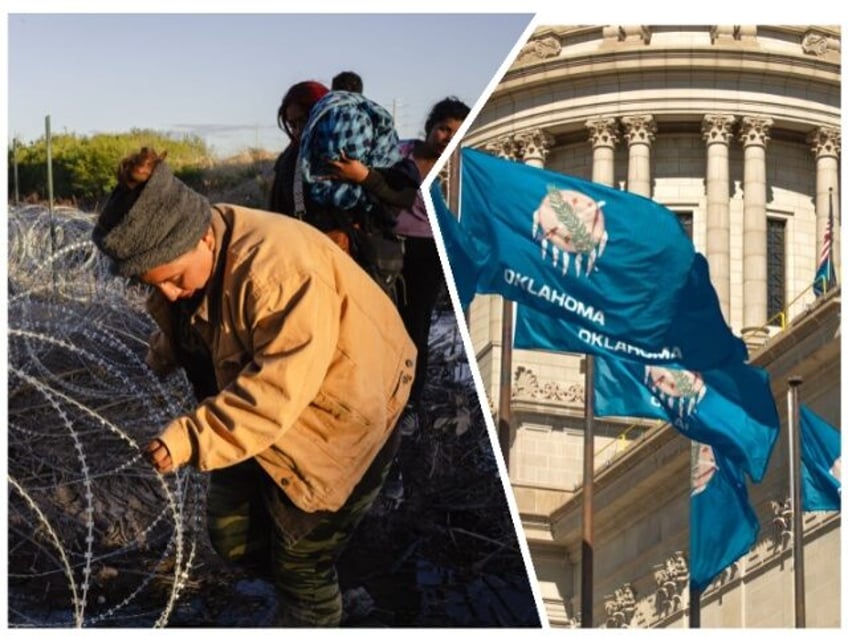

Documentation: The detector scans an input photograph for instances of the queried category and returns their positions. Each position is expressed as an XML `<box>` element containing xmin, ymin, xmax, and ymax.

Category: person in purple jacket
<box><xmin>393</xmin><ymin>97</ymin><xmax>469</xmax><ymax>425</ymax></box>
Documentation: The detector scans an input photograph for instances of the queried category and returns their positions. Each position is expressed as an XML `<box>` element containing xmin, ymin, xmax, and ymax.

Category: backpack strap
<box><xmin>293</xmin><ymin>149</ymin><xmax>306</xmax><ymax>221</ymax></box>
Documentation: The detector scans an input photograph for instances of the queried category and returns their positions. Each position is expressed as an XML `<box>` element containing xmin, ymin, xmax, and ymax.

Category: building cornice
<box><xmin>505</xmin><ymin>42</ymin><xmax>840</xmax><ymax>89</ymax></box>
<box><xmin>547</xmin><ymin>424</ymin><xmax>690</xmax><ymax>546</ymax></box>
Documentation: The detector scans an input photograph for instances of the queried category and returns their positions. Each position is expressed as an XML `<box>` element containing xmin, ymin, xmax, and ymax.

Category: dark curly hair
<box><xmin>331</xmin><ymin>71</ymin><xmax>363</xmax><ymax>93</ymax></box>
<box><xmin>424</xmin><ymin>97</ymin><xmax>470</xmax><ymax>136</ymax></box>
<box><xmin>116</xmin><ymin>147</ymin><xmax>167</xmax><ymax>189</ymax></box>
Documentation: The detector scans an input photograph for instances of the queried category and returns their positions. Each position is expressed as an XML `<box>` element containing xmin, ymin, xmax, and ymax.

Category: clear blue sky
<box><xmin>7</xmin><ymin>13</ymin><xmax>533</xmax><ymax>158</ymax></box>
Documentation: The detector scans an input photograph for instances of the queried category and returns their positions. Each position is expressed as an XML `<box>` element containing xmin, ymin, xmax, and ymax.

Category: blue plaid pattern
<box><xmin>299</xmin><ymin>91</ymin><xmax>401</xmax><ymax>213</ymax></box>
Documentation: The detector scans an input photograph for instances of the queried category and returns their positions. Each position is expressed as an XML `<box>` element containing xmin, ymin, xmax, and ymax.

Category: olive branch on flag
<box><xmin>547</xmin><ymin>185</ymin><xmax>595</xmax><ymax>253</ymax></box>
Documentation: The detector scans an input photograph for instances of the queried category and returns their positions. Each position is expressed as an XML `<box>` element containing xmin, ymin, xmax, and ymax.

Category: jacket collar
<box><xmin>195</xmin><ymin>206</ymin><xmax>231</xmax><ymax>325</ymax></box>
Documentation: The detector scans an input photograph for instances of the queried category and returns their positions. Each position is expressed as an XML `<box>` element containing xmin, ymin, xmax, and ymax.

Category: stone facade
<box><xmin>460</xmin><ymin>25</ymin><xmax>841</xmax><ymax>627</ymax></box>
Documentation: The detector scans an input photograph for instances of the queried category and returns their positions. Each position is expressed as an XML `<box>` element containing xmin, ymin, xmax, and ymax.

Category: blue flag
<box><xmin>460</xmin><ymin>147</ymin><xmax>744</xmax><ymax>370</ymax></box>
<box><xmin>514</xmin><ymin>254</ymin><xmax>748</xmax><ymax>370</ymax></box>
<box><xmin>460</xmin><ymin>147</ymin><xmax>693</xmax><ymax>347</ymax></box>
<box><xmin>591</xmin><ymin>355</ymin><xmax>778</xmax><ymax>483</ymax></box>
<box><xmin>800</xmin><ymin>405</ymin><xmax>841</xmax><ymax>512</ymax></box>
<box><xmin>690</xmin><ymin>443</ymin><xmax>759</xmax><ymax>592</ymax></box>
<box><xmin>429</xmin><ymin>181</ymin><xmax>482</xmax><ymax>311</ymax></box>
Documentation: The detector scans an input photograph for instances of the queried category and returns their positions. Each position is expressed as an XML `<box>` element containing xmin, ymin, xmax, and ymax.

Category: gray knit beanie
<box><xmin>92</xmin><ymin>161</ymin><xmax>211</xmax><ymax>277</ymax></box>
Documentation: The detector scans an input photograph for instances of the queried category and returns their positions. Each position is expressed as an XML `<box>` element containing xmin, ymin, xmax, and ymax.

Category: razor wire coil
<box><xmin>8</xmin><ymin>205</ymin><xmax>204</xmax><ymax>628</ymax></box>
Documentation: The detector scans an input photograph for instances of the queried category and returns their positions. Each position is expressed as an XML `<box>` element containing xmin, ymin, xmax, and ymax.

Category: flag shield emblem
<box><xmin>532</xmin><ymin>187</ymin><xmax>608</xmax><ymax>277</ymax></box>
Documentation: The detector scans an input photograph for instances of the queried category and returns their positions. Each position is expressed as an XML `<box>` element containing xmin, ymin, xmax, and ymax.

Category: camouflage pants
<box><xmin>206</xmin><ymin>428</ymin><xmax>399</xmax><ymax>627</ymax></box>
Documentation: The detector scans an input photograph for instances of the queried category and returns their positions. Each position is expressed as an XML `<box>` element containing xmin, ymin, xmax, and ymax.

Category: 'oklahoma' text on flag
<box><xmin>460</xmin><ymin>148</ymin><xmax>693</xmax><ymax>348</ymax></box>
<box><xmin>513</xmin><ymin>253</ymin><xmax>748</xmax><ymax>370</ymax></box>
<box><xmin>460</xmin><ymin>148</ymin><xmax>744</xmax><ymax>370</ymax></box>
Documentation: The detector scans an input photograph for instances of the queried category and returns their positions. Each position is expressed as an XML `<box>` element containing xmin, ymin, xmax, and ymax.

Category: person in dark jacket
<box><xmin>324</xmin><ymin>96</ymin><xmax>470</xmax><ymax>423</ymax></box>
<box><xmin>271</xmin><ymin>88</ymin><xmax>419</xmax><ymax>301</ymax></box>
<box><xmin>268</xmin><ymin>80</ymin><xmax>330</xmax><ymax>215</ymax></box>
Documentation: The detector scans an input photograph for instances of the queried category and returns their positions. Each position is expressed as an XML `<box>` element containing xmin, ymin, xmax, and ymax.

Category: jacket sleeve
<box><xmin>362</xmin><ymin>159</ymin><xmax>420</xmax><ymax>209</ymax></box>
<box><xmin>157</xmin><ymin>269</ymin><xmax>341</xmax><ymax>471</ymax></box>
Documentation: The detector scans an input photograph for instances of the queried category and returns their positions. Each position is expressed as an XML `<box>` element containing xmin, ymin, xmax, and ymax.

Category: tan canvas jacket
<box><xmin>146</xmin><ymin>204</ymin><xmax>416</xmax><ymax>512</ymax></box>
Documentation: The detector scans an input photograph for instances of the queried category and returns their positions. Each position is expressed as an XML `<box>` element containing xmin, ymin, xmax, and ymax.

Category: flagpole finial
<box><xmin>788</xmin><ymin>376</ymin><xmax>803</xmax><ymax>387</ymax></box>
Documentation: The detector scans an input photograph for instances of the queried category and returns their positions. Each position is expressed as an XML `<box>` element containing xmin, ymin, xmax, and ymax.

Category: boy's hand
<box><xmin>144</xmin><ymin>438</ymin><xmax>174</xmax><ymax>473</ymax></box>
<box><xmin>323</xmin><ymin>149</ymin><xmax>369</xmax><ymax>183</ymax></box>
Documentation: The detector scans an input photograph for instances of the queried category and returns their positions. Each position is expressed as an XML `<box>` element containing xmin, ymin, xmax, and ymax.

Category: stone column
<box><xmin>515</xmin><ymin>128</ymin><xmax>555</xmax><ymax>169</ymax></box>
<box><xmin>702</xmin><ymin>114</ymin><xmax>736</xmax><ymax>322</ymax></box>
<box><xmin>622</xmin><ymin>114</ymin><xmax>656</xmax><ymax>198</ymax></box>
<box><xmin>484</xmin><ymin>135</ymin><xmax>522</xmax><ymax>161</ymax></box>
<box><xmin>586</xmin><ymin>117</ymin><xmax>619</xmax><ymax>187</ymax></box>
<box><xmin>808</xmin><ymin>126</ymin><xmax>841</xmax><ymax>276</ymax></box>
<box><xmin>739</xmin><ymin>116</ymin><xmax>773</xmax><ymax>328</ymax></box>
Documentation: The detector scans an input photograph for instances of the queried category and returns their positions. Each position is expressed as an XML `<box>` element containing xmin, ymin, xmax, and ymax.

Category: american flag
<box><xmin>813</xmin><ymin>192</ymin><xmax>838</xmax><ymax>297</ymax></box>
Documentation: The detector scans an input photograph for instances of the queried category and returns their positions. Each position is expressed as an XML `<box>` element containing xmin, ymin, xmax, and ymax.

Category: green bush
<box><xmin>8</xmin><ymin>130</ymin><xmax>214</xmax><ymax>209</ymax></box>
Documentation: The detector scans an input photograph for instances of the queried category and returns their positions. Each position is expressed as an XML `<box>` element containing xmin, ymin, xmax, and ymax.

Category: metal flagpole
<box><xmin>581</xmin><ymin>354</ymin><xmax>595</xmax><ymax>627</ymax></box>
<box><xmin>688</xmin><ymin>442</ymin><xmax>701</xmax><ymax>628</ymax></box>
<box><xmin>447</xmin><ymin>147</ymin><xmax>513</xmax><ymax>466</ymax></box>
<box><xmin>498</xmin><ymin>300</ymin><xmax>514</xmax><ymax>468</ymax></box>
<box><xmin>689</xmin><ymin>585</ymin><xmax>701</xmax><ymax>627</ymax></box>
<box><xmin>787</xmin><ymin>376</ymin><xmax>805</xmax><ymax>627</ymax></box>
<box><xmin>448</xmin><ymin>147</ymin><xmax>463</xmax><ymax>317</ymax></box>
<box><xmin>828</xmin><ymin>188</ymin><xmax>836</xmax><ymax>287</ymax></box>
<box><xmin>45</xmin><ymin>115</ymin><xmax>58</xmax><ymax>294</ymax></box>
<box><xmin>446</xmin><ymin>146</ymin><xmax>512</xmax><ymax>464</ymax></box>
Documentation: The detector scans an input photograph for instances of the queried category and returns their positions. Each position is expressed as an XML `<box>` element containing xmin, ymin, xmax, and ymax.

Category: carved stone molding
<box><xmin>702</xmin><ymin>113</ymin><xmax>737</xmax><ymax>145</ymax></box>
<box><xmin>709</xmin><ymin>560</ymin><xmax>741</xmax><ymax>598</ymax></box>
<box><xmin>652</xmin><ymin>551</ymin><xmax>688</xmax><ymax>618</ymax></box>
<box><xmin>486</xmin><ymin>391</ymin><xmax>497</xmax><ymax>419</ymax></box>
<box><xmin>484</xmin><ymin>135</ymin><xmax>522</xmax><ymax>161</ymax></box>
<box><xmin>512</xmin><ymin>365</ymin><xmax>584</xmax><ymax>404</ymax></box>
<box><xmin>770</xmin><ymin>497</ymin><xmax>792</xmax><ymax>552</ymax></box>
<box><xmin>697</xmin><ymin>508</ymin><xmax>839</xmax><ymax>603</ymax></box>
<box><xmin>802</xmin><ymin>30</ymin><xmax>841</xmax><ymax>56</ymax></box>
<box><xmin>711</xmin><ymin>25</ymin><xmax>736</xmax><ymax>43</ymax></box>
<box><xmin>437</xmin><ymin>161</ymin><xmax>451</xmax><ymax>190</ymax></box>
<box><xmin>585</xmin><ymin>117</ymin><xmax>619</xmax><ymax>149</ymax></box>
<box><xmin>516</xmin><ymin>35</ymin><xmax>562</xmax><ymax>64</ymax></box>
<box><xmin>710</xmin><ymin>25</ymin><xmax>756</xmax><ymax>43</ymax></box>
<box><xmin>808</xmin><ymin>126</ymin><xmax>842</xmax><ymax>159</ymax></box>
<box><xmin>483</xmin><ymin>130</ymin><xmax>555</xmax><ymax>164</ymax></box>
<box><xmin>605</xmin><ymin>25</ymin><xmax>651</xmax><ymax>44</ymax></box>
<box><xmin>563</xmin><ymin>611</ymin><xmax>580</xmax><ymax>629</ymax></box>
<box><xmin>737</xmin><ymin>26</ymin><xmax>757</xmax><ymax>39</ymax></box>
<box><xmin>514</xmin><ymin>128</ymin><xmax>556</xmax><ymax>164</ymax></box>
<box><xmin>739</xmin><ymin>116</ymin><xmax>773</xmax><ymax>148</ymax></box>
<box><xmin>604</xmin><ymin>582</ymin><xmax>637</xmax><ymax>628</ymax></box>
<box><xmin>622</xmin><ymin>114</ymin><xmax>657</xmax><ymax>147</ymax></box>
